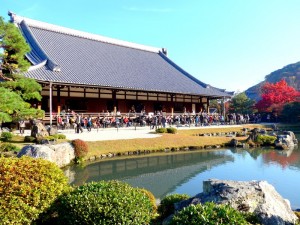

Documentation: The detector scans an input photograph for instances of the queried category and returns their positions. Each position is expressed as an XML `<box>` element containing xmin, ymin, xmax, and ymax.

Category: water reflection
<box><xmin>65</xmin><ymin>151</ymin><xmax>234</xmax><ymax>198</ymax></box>
<box><xmin>64</xmin><ymin>145</ymin><xmax>300</xmax><ymax>208</ymax></box>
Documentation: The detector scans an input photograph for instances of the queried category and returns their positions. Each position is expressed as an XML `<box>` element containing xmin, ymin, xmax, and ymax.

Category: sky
<box><xmin>1</xmin><ymin>0</ymin><xmax>300</xmax><ymax>92</ymax></box>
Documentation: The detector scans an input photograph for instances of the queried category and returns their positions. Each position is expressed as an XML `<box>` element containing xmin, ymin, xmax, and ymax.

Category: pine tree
<box><xmin>0</xmin><ymin>16</ymin><xmax>44</xmax><ymax>124</ymax></box>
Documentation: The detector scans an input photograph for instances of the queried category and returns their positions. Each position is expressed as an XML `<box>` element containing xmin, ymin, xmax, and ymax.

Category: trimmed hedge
<box><xmin>167</xmin><ymin>127</ymin><xmax>177</xmax><ymax>134</ymax></box>
<box><xmin>158</xmin><ymin>193</ymin><xmax>190</xmax><ymax>219</ymax></box>
<box><xmin>52</xmin><ymin>133</ymin><xmax>67</xmax><ymax>139</ymax></box>
<box><xmin>55</xmin><ymin>180</ymin><xmax>155</xmax><ymax>225</ymax></box>
<box><xmin>138</xmin><ymin>188</ymin><xmax>158</xmax><ymax>213</ymax></box>
<box><xmin>169</xmin><ymin>202</ymin><xmax>254</xmax><ymax>225</ymax></box>
<box><xmin>0</xmin><ymin>142</ymin><xmax>20</xmax><ymax>152</ymax></box>
<box><xmin>156</xmin><ymin>127</ymin><xmax>167</xmax><ymax>133</ymax></box>
<box><xmin>1</xmin><ymin>132</ymin><xmax>13</xmax><ymax>141</ymax></box>
<box><xmin>0</xmin><ymin>157</ymin><xmax>71</xmax><ymax>225</ymax></box>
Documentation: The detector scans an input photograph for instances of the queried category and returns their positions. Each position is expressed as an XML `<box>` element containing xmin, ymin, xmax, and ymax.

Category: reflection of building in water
<box><xmin>67</xmin><ymin>151</ymin><xmax>234</xmax><ymax>198</ymax></box>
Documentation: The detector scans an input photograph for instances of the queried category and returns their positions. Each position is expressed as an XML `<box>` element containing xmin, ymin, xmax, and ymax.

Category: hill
<box><xmin>245</xmin><ymin>61</ymin><xmax>300</xmax><ymax>101</ymax></box>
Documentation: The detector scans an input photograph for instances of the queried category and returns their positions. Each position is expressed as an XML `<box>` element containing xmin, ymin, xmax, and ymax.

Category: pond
<box><xmin>64</xmin><ymin>136</ymin><xmax>300</xmax><ymax>209</ymax></box>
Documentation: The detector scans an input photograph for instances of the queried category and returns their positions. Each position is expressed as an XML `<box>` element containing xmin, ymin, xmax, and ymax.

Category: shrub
<box><xmin>169</xmin><ymin>202</ymin><xmax>252</xmax><ymax>225</ymax></box>
<box><xmin>71</xmin><ymin>139</ymin><xmax>89</xmax><ymax>160</ymax></box>
<box><xmin>138</xmin><ymin>188</ymin><xmax>158</xmax><ymax>213</ymax></box>
<box><xmin>0</xmin><ymin>143</ymin><xmax>20</xmax><ymax>152</ymax></box>
<box><xmin>0</xmin><ymin>157</ymin><xmax>71</xmax><ymax>225</ymax></box>
<box><xmin>167</xmin><ymin>127</ymin><xmax>177</xmax><ymax>134</ymax></box>
<box><xmin>156</xmin><ymin>127</ymin><xmax>167</xmax><ymax>133</ymax></box>
<box><xmin>55</xmin><ymin>180</ymin><xmax>155</xmax><ymax>225</ymax></box>
<box><xmin>158</xmin><ymin>193</ymin><xmax>190</xmax><ymax>219</ymax></box>
<box><xmin>1</xmin><ymin>132</ymin><xmax>13</xmax><ymax>141</ymax></box>
<box><xmin>256</xmin><ymin>134</ymin><xmax>276</xmax><ymax>145</ymax></box>
<box><xmin>24</xmin><ymin>135</ymin><xmax>36</xmax><ymax>142</ymax></box>
<box><xmin>54</xmin><ymin>133</ymin><xmax>66</xmax><ymax>139</ymax></box>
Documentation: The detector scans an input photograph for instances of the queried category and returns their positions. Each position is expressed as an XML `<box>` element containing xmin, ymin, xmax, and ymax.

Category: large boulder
<box><xmin>275</xmin><ymin>131</ymin><xmax>298</xmax><ymax>150</ymax></box>
<box><xmin>175</xmin><ymin>179</ymin><xmax>298</xmax><ymax>225</ymax></box>
<box><xmin>17</xmin><ymin>142</ymin><xmax>75</xmax><ymax>168</ymax></box>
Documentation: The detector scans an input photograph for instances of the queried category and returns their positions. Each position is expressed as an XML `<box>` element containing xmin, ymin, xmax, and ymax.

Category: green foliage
<box><xmin>0</xmin><ymin>142</ymin><xmax>20</xmax><ymax>152</ymax></box>
<box><xmin>55</xmin><ymin>180</ymin><xmax>155</xmax><ymax>225</ymax></box>
<box><xmin>256</xmin><ymin>134</ymin><xmax>276</xmax><ymax>145</ymax></box>
<box><xmin>52</xmin><ymin>133</ymin><xmax>67</xmax><ymax>139</ymax></box>
<box><xmin>281</xmin><ymin>102</ymin><xmax>300</xmax><ymax>123</ymax></box>
<box><xmin>71</xmin><ymin>139</ymin><xmax>89</xmax><ymax>160</ymax></box>
<box><xmin>0</xmin><ymin>131</ymin><xmax>13</xmax><ymax>141</ymax></box>
<box><xmin>156</xmin><ymin>127</ymin><xmax>167</xmax><ymax>133</ymax></box>
<box><xmin>295</xmin><ymin>211</ymin><xmax>300</xmax><ymax>220</ymax></box>
<box><xmin>167</xmin><ymin>127</ymin><xmax>177</xmax><ymax>134</ymax></box>
<box><xmin>1</xmin><ymin>75</ymin><xmax>42</xmax><ymax>101</ymax></box>
<box><xmin>169</xmin><ymin>202</ymin><xmax>252</xmax><ymax>225</ymax></box>
<box><xmin>209</xmin><ymin>99</ymin><xmax>222</xmax><ymax>113</ymax></box>
<box><xmin>138</xmin><ymin>188</ymin><xmax>158</xmax><ymax>213</ymax></box>
<box><xmin>158</xmin><ymin>193</ymin><xmax>190</xmax><ymax>219</ymax></box>
<box><xmin>0</xmin><ymin>157</ymin><xmax>71</xmax><ymax>225</ymax></box>
<box><xmin>0</xmin><ymin>17</ymin><xmax>44</xmax><ymax>124</ymax></box>
<box><xmin>0</xmin><ymin>17</ymin><xmax>30</xmax><ymax>75</ymax></box>
<box><xmin>24</xmin><ymin>135</ymin><xmax>36</xmax><ymax>142</ymax></box>
<box><xmin>0</xmin><ymin>87</ymin><xmax>44</xmax><ymax>123</ymax></box>
<box><xmin>229</xmin><ymin>92</ymin><xmax>255</xmax><ymax>114</ymax></box>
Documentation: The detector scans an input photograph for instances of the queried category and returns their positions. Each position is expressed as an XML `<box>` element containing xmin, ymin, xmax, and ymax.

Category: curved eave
<box><xmin>34</xmin><ymin>78</ymin><xmax>229</xmax><ymax>98</ymax></box>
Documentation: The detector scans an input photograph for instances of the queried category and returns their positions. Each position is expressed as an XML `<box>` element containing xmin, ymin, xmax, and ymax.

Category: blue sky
<box><xmin>1</xmin><ymin>0</ymin><xmax>300</xmax><ymax>92</ymax></box>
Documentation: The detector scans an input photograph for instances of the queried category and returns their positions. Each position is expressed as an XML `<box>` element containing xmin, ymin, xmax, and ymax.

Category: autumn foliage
<box><xmin>71</xmin><ymin>139</ymin><xmax>89</xmax><ymax>159</ymax></box>
<box><xmin>255</xmin><ymin>79</ymin><xmax>300</xmax><ymax>112</ymax></box>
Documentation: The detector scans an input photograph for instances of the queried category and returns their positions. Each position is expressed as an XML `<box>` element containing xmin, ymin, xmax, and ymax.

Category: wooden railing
<box><xmin>41</xmin><ymin>111</ymin><xmax>197</xmax><ymax>125</ymax></box>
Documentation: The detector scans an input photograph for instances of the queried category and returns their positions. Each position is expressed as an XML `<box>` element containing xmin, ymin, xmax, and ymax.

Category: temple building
<box><xmin>9</xmin><ymin>12</ymin><xmax>231</xmax><ymax>115</ymax></box>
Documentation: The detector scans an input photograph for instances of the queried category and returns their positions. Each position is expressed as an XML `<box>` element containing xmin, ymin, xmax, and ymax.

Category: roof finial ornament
<box><xmin>162</xmin><ymin>48</ymin><xmax>168</xmax><ymax>56</ymax></box>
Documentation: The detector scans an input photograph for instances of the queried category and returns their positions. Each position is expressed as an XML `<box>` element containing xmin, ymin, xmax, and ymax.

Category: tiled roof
<box><xmin>9</xmin><ymin>12</ymin><xmax>231</xmax><ymax>98</ymax></box>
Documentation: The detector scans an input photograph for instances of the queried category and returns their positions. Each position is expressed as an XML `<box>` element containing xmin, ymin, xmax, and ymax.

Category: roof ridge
<box><xmin>8</xmin><ymin>11</ymin><xmax>162</xmax><ymax>53</ymax></box>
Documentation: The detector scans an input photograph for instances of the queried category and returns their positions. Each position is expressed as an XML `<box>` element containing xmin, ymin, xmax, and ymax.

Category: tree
<box><xmin>0</xmin><ymin>16</ymin><xmax>44</xmax><ymax>124</ymax></box>
<box><xmin>281</xmin><ymin>102</ymin><xmax>300</xmax><ymax>123</ymax></box>
<box><xmin>209</xmin><ymin>99</ymin><xmax>222</xmax><ymax>113</ymax></box>
<box><xmin>229</xmin><ymin>92</ymin><xmax>255</xmax><ymax>114</ymax></box>
<box><xmin>255</xmin><ymin>79</ymin><xmax>300</xmax><ymax>113</ymax></box>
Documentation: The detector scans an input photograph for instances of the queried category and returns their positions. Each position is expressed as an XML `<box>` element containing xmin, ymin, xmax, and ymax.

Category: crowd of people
<box><xmin>55</xmin><ymin>110</ymin><xmax>264</xmax><ymax>133</ymax></box>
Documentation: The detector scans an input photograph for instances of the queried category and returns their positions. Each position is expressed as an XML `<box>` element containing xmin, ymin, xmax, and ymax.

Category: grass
<box><xmin>85</xmin><ymin>124</ymin><xmax>263</xmax><ymax>158</ymax></box>
<box><xmin>6</xmin><ymin>124</ymin><xmax>265</xmax><ymax>159</ymax></box>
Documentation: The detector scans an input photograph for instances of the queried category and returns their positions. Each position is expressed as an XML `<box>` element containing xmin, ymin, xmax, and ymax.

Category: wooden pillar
<box><xmin>49</xmin><ymin>82</ymin><xmax>53</xmax><ymax>126</ymax></box>
<box><xmin>57</xmin><ymin>86</ymin><xmax>61</xmax><ymax>115</ymax></box>
<box><xmin>223</xmin><ymin>97</ymin><xmax>226</xmax><ymax>119</ymax></box>
<box><xmin>171</xmin><ymin>94</ymin><xmax>174</xmax><ymax>116</ymax></box>
<box><xmin>207</xmin><ymin>97</ymin><xmax>210</xmax><ymax>113</ymax></box>
<box><xmin>112</xmin><ymin>90</ymin><xmax>117</xmax><ymax>114</ymax></box>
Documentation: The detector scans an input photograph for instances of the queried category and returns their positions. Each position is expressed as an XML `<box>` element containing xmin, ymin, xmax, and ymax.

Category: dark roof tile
<box><xmin>10</xmin><ymin>12</ymin><xmax>231</xmax><ymax>97</ymax></box>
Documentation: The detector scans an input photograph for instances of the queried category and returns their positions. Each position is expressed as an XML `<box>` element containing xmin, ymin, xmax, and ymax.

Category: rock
<box><xmin>275</xmin><ymin>131</ymin><xmax>298</xmax><ymax>150</ymax></box>
<box><xmin>47</xmin><ymin>126</ymin><xmax>58</xmax><ymax>135</ymax></box>
<box><xmin>31</xmin><ymin>122</ymin><xmax>49</xmax><ymax>138</ymax></box>
<box><xmin>89</xmin><ymin>156</ymin><xmax>96</xmax><ymax>161</ymax></box>
<box><xmin>229</xmin><ymin>138</ymin><xmax>238</xmax><ymax>147</ymax></box>
<box><xmin>246</xmin><ymin>128</ymin><xmax>260</xmax><ymax>142</ymax></box>
<box><xmin>175</xmin><ymin>179</ymin><xmax>298</xmax><ymax>225</ymax></box>
<box><xmin>17</xmin><ymin>142</ymin><xmax>75</xmax><ymax>168</ymax></box>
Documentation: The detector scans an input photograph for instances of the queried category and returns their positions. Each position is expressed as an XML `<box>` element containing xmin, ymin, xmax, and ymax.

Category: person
<box><xmin>75</xmin><ymin>114</ymin><xmax>83</xmax><ymax>133</ymax></box>
<box><xmin>19</xmin><ymin>120</ymin><xmax>26</xmax><ymax>134</ymax></box>
<box><xmin>87</xmin><ymin>116</ymin><xmax>92</xmax><ymax>132</ymax></box>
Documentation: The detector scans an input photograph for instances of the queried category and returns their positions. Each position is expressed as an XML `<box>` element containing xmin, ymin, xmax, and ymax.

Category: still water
<box><xmin>64</xmin><ymin>142</ymin><xmax>300</xmax><ymax>209</ymax></box>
